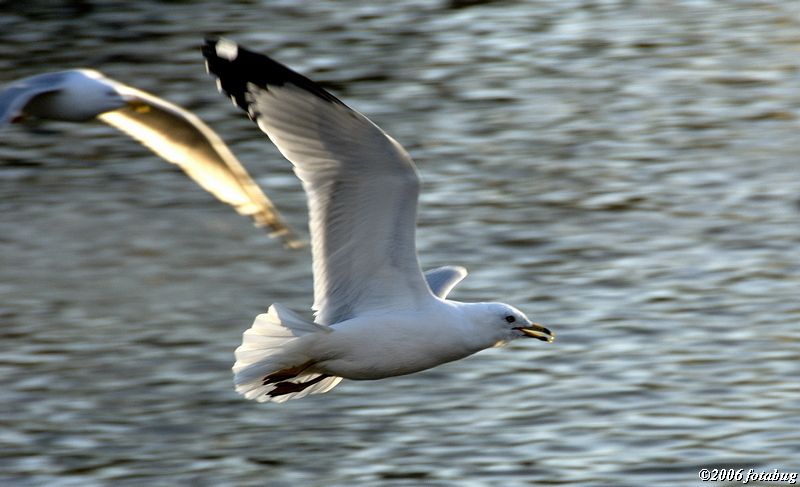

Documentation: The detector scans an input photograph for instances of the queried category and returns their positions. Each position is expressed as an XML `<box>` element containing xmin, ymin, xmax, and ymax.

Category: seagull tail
<box><xmin>232</xmin><ymin>303</ymin><xmax>342</xmax><ymax>403</ymax></box>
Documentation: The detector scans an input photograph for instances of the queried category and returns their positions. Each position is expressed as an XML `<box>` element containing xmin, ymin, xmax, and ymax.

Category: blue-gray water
<box><xmin>1</xmin><ymin>1</ymin><xmax>799</xmax><ymax>486</ymax></box>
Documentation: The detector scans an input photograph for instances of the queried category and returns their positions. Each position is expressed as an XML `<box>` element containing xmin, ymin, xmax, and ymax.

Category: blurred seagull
<box><xmin>0</xmin><ymin>69</ymin><xmax>301</xmax><ymax>248</ymax></box>
<box><xmin>203</xmin><ymin>38</ymin><xmax>554</xmax><ymax>403</ymax></box>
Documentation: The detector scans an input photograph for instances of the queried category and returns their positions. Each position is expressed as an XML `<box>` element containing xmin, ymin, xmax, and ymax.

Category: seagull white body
<box><xmin>0</xmin><ymin>69</ymin><xmax>300</xmax><ymax>247</ymax></box>
<box><xmin>204</xmin><ymin>39</ymin><xmax>554</xmax><ymax>403</ymax></box>
<box><xmin>308</xmin><ymin>301</ymin><xmax>512</xmax><ymax>380</ymax></box>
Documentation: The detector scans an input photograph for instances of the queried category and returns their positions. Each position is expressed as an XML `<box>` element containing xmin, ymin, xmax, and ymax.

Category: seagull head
<box><xmin>470</xmin><ymin>302</ymin><xmax>554</xmax><ymax>347</ymax></box>
<box><xmin>70</xmin><ymin>70</ymin><xmax>129</xmax><ymax>117</ymax></box>
<box><xmin>25</xmin><ymin>70</ymin><xmax>128</xmax><ymax>122</ymax></box>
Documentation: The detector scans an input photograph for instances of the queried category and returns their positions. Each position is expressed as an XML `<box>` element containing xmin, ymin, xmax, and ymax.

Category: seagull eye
<box><xmin>505</xmin><ymin>315</ymin><xmax>516</xmax><ymax>323</ymax></box>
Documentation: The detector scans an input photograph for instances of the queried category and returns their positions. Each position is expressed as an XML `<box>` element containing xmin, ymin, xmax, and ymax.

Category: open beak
<box><xmin>514</xmin><ymin>323</ymin><xmax>555</xmax><ymax>343</ymax></box>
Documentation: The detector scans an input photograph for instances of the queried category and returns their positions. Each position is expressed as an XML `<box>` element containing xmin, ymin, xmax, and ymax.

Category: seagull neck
<box><xmin>446</xmin><ymin>300</ymin><xmax>501</xmax><ymax>352</ymax></box>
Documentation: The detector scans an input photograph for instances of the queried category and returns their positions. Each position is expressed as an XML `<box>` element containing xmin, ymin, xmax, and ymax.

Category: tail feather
<box><xmin>240</xmin><ymin>373</ymin><xmax>342</xmax><ymax>403</ymax></box>
<box><xmin>233</xmin><ymin>303</ymin><xmax>342</xmax><ymax>403</ymax></box>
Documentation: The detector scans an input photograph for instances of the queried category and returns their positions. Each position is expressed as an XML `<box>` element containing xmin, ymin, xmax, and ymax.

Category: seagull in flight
<box><xmin>203</xmin><ymin>38</ymin><xmax>554</xmax><ymax>403</ymax></box>
<box><xmin>0</xmin><ymin>69</ymin><xmax>301</xmax><ymax>248</ymax></box>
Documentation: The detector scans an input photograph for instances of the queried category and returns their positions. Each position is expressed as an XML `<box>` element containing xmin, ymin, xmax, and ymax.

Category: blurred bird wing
<box><xmin>97</xmin><ymin>81</ymin><xmax>301</xmax><ymax>247</ymax></box>
<box><xmin>0</xmin><ymin>71</ymin><xmax>67</xmax><ymax>126</ymax></box>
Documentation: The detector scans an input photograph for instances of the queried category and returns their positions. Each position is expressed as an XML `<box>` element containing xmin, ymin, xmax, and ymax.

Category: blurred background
<box><xmin>1</xmin><ymin>1</ymin><xmax>799</xmax><ymax>486</ymax></box>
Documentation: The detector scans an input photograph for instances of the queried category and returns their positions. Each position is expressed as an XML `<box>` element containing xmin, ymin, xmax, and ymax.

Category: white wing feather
<box><xmin>250</xmin><ymin>86</ymin><xmax>431</xmax><ymax>324</ymax></box>
<box><xmin>204</xmin><ymin>40</ymin><xmax>434</xmax><ymax>325</ymax></box>
<box><xmin>424</xmin><ymin>266</ymin><xmax>468</xmax><ymax>298</ymax></box>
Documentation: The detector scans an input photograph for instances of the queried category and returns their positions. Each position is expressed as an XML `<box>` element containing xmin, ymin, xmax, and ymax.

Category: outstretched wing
<box><xmin>97</xmin><ymin>80</ymin><xmax>302</xmax><ymax>248</ymax></box>
<box><xmin>1</xmin><ymin>69</ymin><xmax>300</xmax><ymax>247</ymax></box>
<box><xmin>424</xmin><ymin>266</ymin><xmax>468</xmax><ymax>299</ymax></box>
<box><xmin>203</xmin><ymin>39</ymin><xmax>433</xmax><ymax>325</ymax></box>
<box><xmin>0</xmin><ymin>72</ymin><xmax>66</xmax><ymax>126</ymax></box>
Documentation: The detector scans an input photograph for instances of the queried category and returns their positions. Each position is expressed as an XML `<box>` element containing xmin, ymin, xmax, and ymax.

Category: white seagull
<box><xmin>203</xmin><ymin>38</ymin><xmax>554</xmax><ymax>403</ymax></box>
<box><xmin>0</xmin><ymin>69</ymin><xmax>301</xmax><ymax>248</ymax></box>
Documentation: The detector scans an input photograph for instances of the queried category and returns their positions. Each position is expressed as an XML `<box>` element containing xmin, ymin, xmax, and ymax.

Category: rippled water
<box><xmin>1</xmin><ymin>1</ymin><xmax>799</xmax><ymax>486</ymax></box>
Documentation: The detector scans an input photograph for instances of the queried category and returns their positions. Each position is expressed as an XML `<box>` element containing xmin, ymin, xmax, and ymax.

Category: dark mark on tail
<box><xmin>262</xmin><ymin>362</ymin><xmax>314</xmax><ymax>385</ymax></box>
<box><xmin>268</xmin><ymin>374</ymin><xmax>331</xmax><ymax>398</ymax></box>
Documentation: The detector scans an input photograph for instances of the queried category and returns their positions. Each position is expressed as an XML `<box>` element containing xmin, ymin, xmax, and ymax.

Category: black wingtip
<box><xmin>201</xmin><ymin>37</ymin><xmax>218</xmax><ymax>59</ymax></box>
<box><xmin>201</xmin><ymin>38</ymin><xmax>344</xmax><ymax>119</ymax></box>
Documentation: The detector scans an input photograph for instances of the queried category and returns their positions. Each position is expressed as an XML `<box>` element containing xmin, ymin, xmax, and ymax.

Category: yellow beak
<box><xmin>515</xmin><ymin>323</ymin><xmax>555</xmax><ymax>343</ymax></box>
